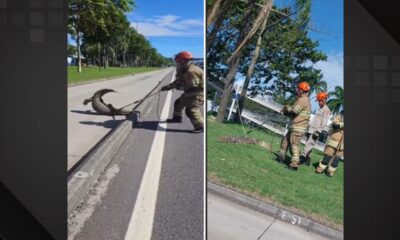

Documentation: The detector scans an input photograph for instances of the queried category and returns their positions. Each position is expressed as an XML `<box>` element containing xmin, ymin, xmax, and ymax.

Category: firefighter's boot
<box><xmin>315</xmin><ymin>161</ymin><xmax>327</xmax><ymax>174</ymax></box>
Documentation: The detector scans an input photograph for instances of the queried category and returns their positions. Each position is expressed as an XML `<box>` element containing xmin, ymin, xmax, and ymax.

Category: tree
<box><xmin>67</xmin><ymin>44</ymin><xmax>77</xmax><ymax>57</ymax></box>
<box><xmin>68</xmin><ymin>0</ymin><xmax>135</xmax><ymax>71</ymax></box>
<box><xmin>308</xmin><ymin>77</ymin><xmax>327</xmax><ymax>95</ymax></box>
<box><xmin>215</xmin><ymin>0</ymin><xmax>259</xmax><ymax>122</ymax></box>
<box><xmin>68</xmin><ymin>0</ymin><xmax>108</xmax><ymax>72</ymax></box>
<box><xmin>206</xmin><ymin>0</ymin><xmax>236</xmax><ymax>51</ymax></box>
<box><xmin>243</xmin><ymin>10</ymin><xmax>327</xmax><ymax>105</ymax></box>
<box><xmin>235</xmin><ymin>0</ymin><xmax>313</xmax><ymax>120</ymax></box>
<box><xmin>327</xmin><ymin>86</ymin><xmax>344</xmax><ymax>114</ymax></box>
<box><xmin>235</xmin><ymin>0</ymin><xmax>272</xmax><ymax>121</ymax></box>
<box><xmin>208</xmin><ymin>0</ymin><xmax>326</xmax><ymax>122</ymax></box>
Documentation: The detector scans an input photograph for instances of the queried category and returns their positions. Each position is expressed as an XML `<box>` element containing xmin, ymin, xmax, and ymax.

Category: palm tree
<box><xmin>308</xmin><ymin>78</ymin><xmax>327</xmax><ymax>95</ymax></box>
<box><xmin>327</xmin><ymin>86</ymin><xmax>344</xmax><ymax>114</ymax></box>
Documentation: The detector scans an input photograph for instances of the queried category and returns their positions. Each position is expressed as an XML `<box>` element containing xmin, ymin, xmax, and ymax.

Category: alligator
<box><xmin>83</xmin><ymin>89</ymin><xmax>132</xmax><ymax>117</ymax></box>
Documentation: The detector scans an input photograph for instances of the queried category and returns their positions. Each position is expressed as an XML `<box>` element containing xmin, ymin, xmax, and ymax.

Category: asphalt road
<box><xmin>207</xmin><ymin>193</ymin><xmax>328</xmax><ymax>240</ymax></box>
<box><xmin>68</xmin><ymin>68</ymin><xmax>173</xmax><ymax>170</ymax></box>
<box><xmin>68</xmin><ymin>71</ymin><xmax>204</xmax><ymax>240</ymax></box>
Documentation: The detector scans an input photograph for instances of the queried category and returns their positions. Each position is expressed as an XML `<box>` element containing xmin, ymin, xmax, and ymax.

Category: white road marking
<box><xmin>123</xmin><ymin>71</ymin><xmax>175</xmax><ymax>240</ymax></box>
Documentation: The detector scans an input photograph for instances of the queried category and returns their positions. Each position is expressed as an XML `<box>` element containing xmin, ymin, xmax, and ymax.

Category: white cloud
<box><xmin>315</xmin><ymin>52</ymin><xmax>344</xmax><ymax>92</ymax></box>
<box><xmin>131</xmin><ymin>15</ymin><xmax>203</xmax><ymax>37</ymax></box>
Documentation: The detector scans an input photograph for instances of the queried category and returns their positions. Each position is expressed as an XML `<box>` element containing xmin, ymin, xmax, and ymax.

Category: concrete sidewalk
<box><xmin>208</xmin><ymin>182</ymin><xmax>343</xmax><ymax>240</ymax></box>
<box><xmin>208</xmin><ymin>193</ymin><xmax>328</xmax><ymax>240</ymax></box>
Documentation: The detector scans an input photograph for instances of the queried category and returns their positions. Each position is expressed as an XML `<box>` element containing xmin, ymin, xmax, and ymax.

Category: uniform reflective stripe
<box><xmin>327</xmin><ymin>166</ymin><xmax>336</xmax><ymax>173</ymax></box>
<box><xmin>291</xmin><ymin>126</ymin><xmax>307</xmax><ymax>133</ymax></box>
<box><xmin>326</xmin><ymin>138</ymin><xmax>340</xmax><ymax>149</ymax></box>
<box><xmin>299</xmin><ymin>111</ymin><xmax>311</xmax><ymax>117</ymax></box>
<box><xmin>193</xmin><ymin>78</ymin><xmax>200</xmax><ymax>86</ymax></box>
<box><xmin>292</xmin><ymin>105</ymin><xmax>302</xmax><ymax>114</ymax></box>
<box><xmin>319</xmin><ymin>161</ymin><xmax>327</xmax><ymax>169</ymax></box>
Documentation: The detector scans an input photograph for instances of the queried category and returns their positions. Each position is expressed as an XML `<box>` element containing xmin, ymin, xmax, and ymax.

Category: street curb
<box><xmin>208</xmin><ymin>182</ymin><xmax>343</xmax><ymax>240</ymax></box>
<box><xmin>67</xmin><ymin>69</ymin><xmax>175</xmax><ymax>215</ymax></box>
<box><xmin>67</xmin><ymin>68</ymin><xmax>169</xmax><ymax>88</ymax></box>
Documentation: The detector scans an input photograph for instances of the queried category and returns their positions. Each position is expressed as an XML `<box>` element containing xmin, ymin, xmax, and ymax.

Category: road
<box><xmin>207</xmin><ymin>193</ymin><xmax>328</xmax><ymax>240</ymax></box>
<box><xmin>68</xmin><ymin>70</ymin><xmax>204</xmax><ymax>240</ymax></box>
<box><xmin>68</xmin><ymin>68</ymin><xmax>173</xmax><ymax>170</ymax></box>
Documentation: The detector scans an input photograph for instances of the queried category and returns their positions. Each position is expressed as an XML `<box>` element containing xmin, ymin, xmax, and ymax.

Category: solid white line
<box><xmin>124</xmin><ymin>70</ymin><xmax>175</xmax><ymax>240</ymax></box>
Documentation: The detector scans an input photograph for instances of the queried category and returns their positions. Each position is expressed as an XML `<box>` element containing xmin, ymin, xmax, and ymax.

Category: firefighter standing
<box><xmin>161</xmin><ymin>51</ymin><xmax>204</xmax><ymax>133</ymax></box>
<box><xmin>278</xmin><ymin>82</ymin><xmax>312</xmax><ymax>170</ymax></box>
<box><xmin>299</xmin><ymin>92</ymin><xmax>331</xmax><ymax>166</ymax></box>
<box><xmin>315</xmin><ymin>110</ymin><xmax>344</xmax><ymax>177</ymax></box>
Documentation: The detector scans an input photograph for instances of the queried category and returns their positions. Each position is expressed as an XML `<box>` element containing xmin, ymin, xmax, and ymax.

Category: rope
<box><xmin>119</xmin><ymin>90</ymin><xmax>161</xmax><ymax>109</ymax></box>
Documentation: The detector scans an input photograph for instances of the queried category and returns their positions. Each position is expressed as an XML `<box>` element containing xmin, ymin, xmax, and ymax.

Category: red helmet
<box><xmin>297</xmin><ymin>82</ymin><xmax>310</xmax><ymax>92</ymax></box>
<box><xmin>316</xmin><ymin>92</ymin><xmax>328</xmax><ymax>101</ymax></box>
<box><xmin>174</xmin><ymin>51</ymin><xmax>193</xmax><ymax>62</ymax></box>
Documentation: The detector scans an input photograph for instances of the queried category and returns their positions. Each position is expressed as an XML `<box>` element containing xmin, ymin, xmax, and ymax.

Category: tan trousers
<box><xmin>279</xmin><ymin>131</ymin><xmax>302</xmax><ymax>166</ymax></box>
<box><xmin>173</xmin><ymin>94</ymin><xmax>204</xmax><ymax>129</ymax></box>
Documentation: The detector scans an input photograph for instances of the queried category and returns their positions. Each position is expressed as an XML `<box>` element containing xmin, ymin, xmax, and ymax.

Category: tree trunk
<box><xmin>98</xmin><ymin>43</ymin><xmax>101</xmax><ymax>71</ymax></box>
<box><xmin>235</xmin><ymin>5</ymin><xmax>271</xmax><ymax>122</ymax></box>
<box><xmin>103</xmin><ymin>46</ymin><xmax>107</xmax><ymax>69</ymax></box>
<box><xmin>76</xmin><ymin>30</ymin><xmax>82</xmax><ymax>73</ymax></box>
<box><xmin>216</xmin><ymin>55</ymin><xmax>243</xmax><ymax>122</ymax></box>
<box><xmin>207</xmin><ymin>0</ymin><xmax>223</xmax><ymax>27</ymax></box>
<box><xmin>206</xmin><ymin>0</ymin><xmax>232</xmax><ymax>52</ymax></box>
<box><xmin>227</xmin><ymin>0</ymin><xmax>273</xmax><ymax>63</ymax></box>
<box><xmin>114</xmin><ymin>45</ymin><xmax>117</xmax><ymax>67</ymax></box>
<box><xmin>215</xmin><ymin>0</ymin><xmax>256</xmax><ymax>122</ymax></box>
<box><xmin>123</xmin><ymin>51</ymin><xmax>126</xmax><ymax>67</ymax></box>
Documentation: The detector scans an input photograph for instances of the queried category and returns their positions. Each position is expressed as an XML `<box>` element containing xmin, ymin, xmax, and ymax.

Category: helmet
<box><xmin>174</xmin><ymin>51</ymin><xmax>193</xmax><ymax>62</ymax></box>
<box><xmin>316</xmin><ymin>92</ymin><xmax>328</xmax><ymax>101</ymax></box>
<box><xmin>297</xmin><ymin>82</ymin><xmax>310</xmax><ymax>92</ymax></box>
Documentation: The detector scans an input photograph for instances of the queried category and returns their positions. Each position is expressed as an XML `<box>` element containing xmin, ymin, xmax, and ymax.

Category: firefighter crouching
<box><xmin>315</xmin><ymin>110</ymin><xmax>344</xmax><ymax>177</ymax></box>
<box><xmin>278</xmin><ymin>81</ymin><xmax>312</xmax><ymax>170</ymax></box>
<box><xmin>300</xmin><ymin>92</ymin><xmax>331</xmax><ymax>166</ymax></box>
<box><xmin>161</xmin><ymin>51</ymin><xmax>204</xmax><ymax>133</ymax></box>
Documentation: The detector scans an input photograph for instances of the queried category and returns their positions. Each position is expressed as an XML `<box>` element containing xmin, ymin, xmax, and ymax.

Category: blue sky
<box><xmin>275</xmin><ymin>0</ymin><xmax>344</xmax><ymax>93</ymax></box>
<box><xmin>127</xmin><ymin>0</ymin><xmax>204</xmax><ymax>58</ymax></box>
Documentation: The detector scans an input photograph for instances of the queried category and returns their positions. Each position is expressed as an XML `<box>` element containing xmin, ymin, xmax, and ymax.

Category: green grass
<box><xmin>68</xmin><ymin>66</ymin><xmax>163</xmax><ymax>84</ymax></box>
<box><xmin>207</xmin><ymin>116</ymin><xmax>343</xmax><ymax>228</ymax></box>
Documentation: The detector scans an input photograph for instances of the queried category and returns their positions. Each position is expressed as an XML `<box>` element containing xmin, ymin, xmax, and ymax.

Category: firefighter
<box><xmin>299</xmin><ymin>92</ymin><xmax>331</xmax><ymax>166</ymax></box>
<box><xmin>315</xmin><ymin>110</ymin><xmax>344</xmax><ymax>177</ymax></box>
<box><xmin>278</xmin><ymin>82</ymin><xmax>312</xmax><ymax>170</ymax></box>
<box><xmin>161</xmin><ymin>51</ymin><xmax>204</xmax><ymax>133</ymax></box>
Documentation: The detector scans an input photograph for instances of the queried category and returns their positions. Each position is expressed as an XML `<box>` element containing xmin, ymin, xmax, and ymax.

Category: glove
<box><xmin>161</xmin><ymin>86</ymin><xmax>171</xmax><ymax>91</ymax></box>
<box><xmin>281</xmin><ymin>105</ymin><xmax>288</xmax><ymax>115</ymax></box>
<box><xmin>312</xmin><ymin>131</ymin><xmax>320</xmax><ymax>140</ymax></box>
<box><xmin>332</xmin><ymin>123</ymin><xmax>340</xmax><ymax>129</ymax></box>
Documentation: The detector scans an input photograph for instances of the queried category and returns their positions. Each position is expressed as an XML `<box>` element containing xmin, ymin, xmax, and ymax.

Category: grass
<box><xmin>68</xmin><ymin>66</ymin><xmax>163</xmax><ymax>84</ymax></box>
<box><xmin>207</xmin><ymin>116</ymin><xmax>343</xmax><ymax>229</ymax></box>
